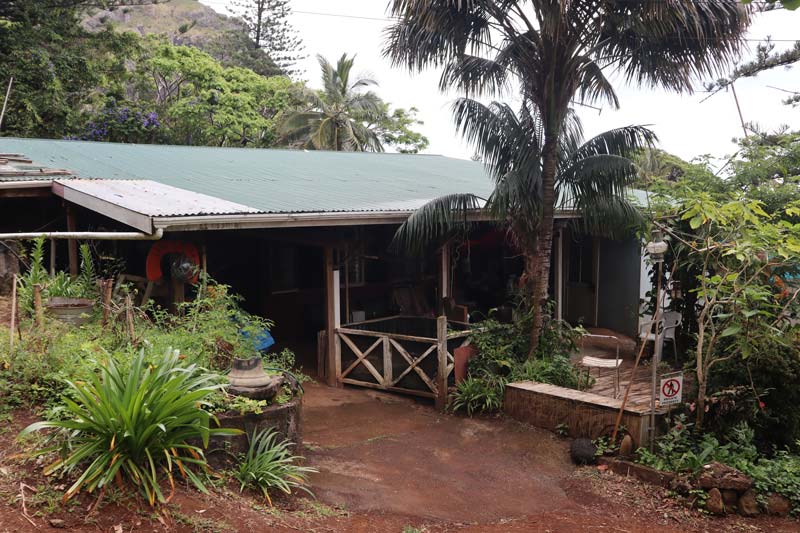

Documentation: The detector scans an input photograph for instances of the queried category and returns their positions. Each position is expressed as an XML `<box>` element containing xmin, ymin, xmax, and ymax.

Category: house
<box><xmin>0</xmin><ymin>137</ymin><xmax>648</xmax><ymax>403</ymax></box>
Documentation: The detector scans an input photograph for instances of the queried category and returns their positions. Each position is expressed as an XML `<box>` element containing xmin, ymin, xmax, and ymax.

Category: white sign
<box><xmin>659</xmin><ymin>372</ymin><xmax>683</xmax><ymax>406</ymax></box>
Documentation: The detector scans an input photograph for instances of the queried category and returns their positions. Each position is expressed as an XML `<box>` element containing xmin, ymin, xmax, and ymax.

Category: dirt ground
<box><xmin>1</xmin><ymin>382</ymin><xmax>799</xmax><ymax>532</ymax></box>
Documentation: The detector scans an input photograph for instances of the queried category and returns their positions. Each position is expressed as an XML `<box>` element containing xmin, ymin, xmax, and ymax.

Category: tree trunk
<box><xmin>528</xmin><ymin>132</ymin><xmax>559</xmax><ymax>357</ymax></box>
<box><xmin>695</xmin><ymin>375</ymin><xmax>707</xmax><ymax>429</ymax></box>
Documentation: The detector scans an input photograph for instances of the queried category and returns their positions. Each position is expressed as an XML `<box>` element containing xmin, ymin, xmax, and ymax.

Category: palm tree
<box><xmin>282</xmin><ymin>54</ymin><xmax>385</xmax><ymax>151</ymax></box>
<box><xmin>393</xmin><ymin>100</ymin><xmax>655</xmax><ymax>353</ymax></box>
<box><xmin>385</xmin><ymin>0</ymin><xmax>751</xmax><ymax>349</ymax></box>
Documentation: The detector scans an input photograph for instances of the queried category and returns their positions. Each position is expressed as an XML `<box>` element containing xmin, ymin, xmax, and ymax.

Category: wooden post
<box><xmin>594</xmin><ymin>239</ymin><xmax>601</xmax><ymax>326</ymax></box>
<box><xmin>436</xmin><ymin>315</ymin><xmax>448</xmax><ymax>411</ymax></box>
<box><xmin>66</xmin><ymin>205</ymin><xmax>78</xmax><ymax>279</ymax></box>
<box><xmin>172</xmin><ymin>278</ymin><xmax>185</xmax><ymax>308</ymax></box>
<box><xmin>438</xmin><ymin>243</ymin><xmax>450</xmax><ymax>315</ymax></box>
<box><xmin>49</xmin><ymin>239</ymin><xmax>56</xmax><ymax>276</ymax></box>
<box><xmin>33</xmin><ymin>283</ymin><xmax>43</xmax><ymax>326</ymax></box>
<box><xmin>324</xmin><ymin>247</ymin><xmax>341</xmax><ymax>387</ymax></box>
<box><xmin>101</xmin><ymin>279</ymin><xmax>113</xmax><ymax>326</ymax></box>
<box><xmin>383</xmin><ymin>336</ymin><xmax>392</xmax><ymax>386</ymax></box>
<box><xmin>9</xmin><ymin>274</ymin><xmax>16</xmax><ymax>350</ymax></box>
<box><xmin>124</xmin><ymin>293</ymin><xmax>135</xmax><ymax>343</ymax></box>
<box><xmin>333</xmin><ymin>269</ymin><xmax>341</xmax><ymax>384</ymax></box>
<box><xmin>555</xmin><ymin>228</ymin><xmax>563</xmax><ymax>320</ymax></box>
<box><xmin>344</xmin><ymin>243</ymin><xmax>350</xmax><ymax>324</ymax></box>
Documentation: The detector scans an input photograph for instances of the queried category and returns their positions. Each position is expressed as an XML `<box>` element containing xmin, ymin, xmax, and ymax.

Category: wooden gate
<box><xmin>335</xmin><ymin>315</ymin><xmax>471</xmax><ymax>409</ymax></box>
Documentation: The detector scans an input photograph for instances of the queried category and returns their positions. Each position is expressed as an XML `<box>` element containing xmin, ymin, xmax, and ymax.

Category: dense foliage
<box><xmin>16</xmin><ymin>238</ymin><xmax>98</xmax><ymax>314</ymax></box>
<box><xmin>1</xmin><ymin>271</ymin><xmax>297</xmax><ymax>414</ymax></box>
<box><xmin>20</xmin><ymin>349</ymin><xmax>239</xmax><ymax>506</ymax></box>
<box><xmin>449</xmin><ymin>302</ymin><xmax>589</xmax><ymax>416</ymax></box>
<box><xmin>649</xmin><ymin>131</ymin><xmax>800</xmax><ymax>446</ymax></box>
<box><xmin>638</xmin><ymin>416</ymin><xmax>800</xmax><ymax>514</ymax></box>
<box><xmin>0</xmin><ymin>0</ymin><xmax>427</xmax><ymax>152</ymax></box>
<box><xmin>235</xmin><ymin>427</ymin><xmax>316</xmax><ymax>505</ymax></box>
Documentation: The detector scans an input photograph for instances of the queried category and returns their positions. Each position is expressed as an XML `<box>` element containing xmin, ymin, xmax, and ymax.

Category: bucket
<box><xmin>46</xmin><ymin>297</ymin><xmax>94</xmax><ymax>325</ymax></box>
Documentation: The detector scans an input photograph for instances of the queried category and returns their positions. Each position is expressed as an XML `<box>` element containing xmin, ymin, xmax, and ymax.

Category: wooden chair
<box><xmin>579</xmin><ymin>334</ymin><xmax>622</xmax><ymax>398</ymax></box>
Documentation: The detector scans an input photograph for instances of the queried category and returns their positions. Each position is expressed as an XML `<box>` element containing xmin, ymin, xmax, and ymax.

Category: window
<box><xmin>568</xmin><ymin>238</ymin><xmax>594</xmax><ymax>285</ymax></box>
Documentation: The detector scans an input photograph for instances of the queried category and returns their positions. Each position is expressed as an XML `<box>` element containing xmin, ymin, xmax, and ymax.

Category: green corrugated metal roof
<box><xmin>0</xmin><ymin>137</ymin><xmax>494</xmax><ymax>214</ymax></box>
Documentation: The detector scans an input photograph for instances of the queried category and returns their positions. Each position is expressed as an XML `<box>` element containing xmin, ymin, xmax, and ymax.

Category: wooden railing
<box><xmin>335</xmin><ymin>315</ymin><xmax>472</xmax><ymax>409</ymax></box>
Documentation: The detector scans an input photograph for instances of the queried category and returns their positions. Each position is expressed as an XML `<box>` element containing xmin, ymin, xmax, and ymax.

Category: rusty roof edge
<box><xmin>152</xmin><ymin>209</ymin><xmax>581</xmax><ymax>232</ymax></box>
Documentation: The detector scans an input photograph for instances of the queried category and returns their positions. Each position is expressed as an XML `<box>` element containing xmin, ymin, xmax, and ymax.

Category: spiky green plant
<box><xmin>235</xmin><ymin>427</ymin><xmax>316</xmax><ymax>505</ymax></box>
<box><xmin>77</xmin><ymin>243</ymin><xmax>97</xmax><ymax>295</ymax></box>
<box><xmin>20</xmin><ymin>349</ymin><xmax>239</xmax><ymax>506</ymax></box>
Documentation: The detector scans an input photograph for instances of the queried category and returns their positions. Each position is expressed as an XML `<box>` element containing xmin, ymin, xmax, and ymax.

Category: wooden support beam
<box><xmin>49</xmin><ymin>239</ymin><xmax>56</xmax><ymax>276</ymax></box>
<box><xmin>555</xmin><ymin>228</ymin><xmax>563</xmax><ymax>321</ymax></box>
<box><xmin>66</xmin><ymin>205</ymin><xmax>78</xmax><ymax>278</ymax></box>
<box><xmin>324</xmin><ymin>247</ymin><xmax>342</xmax><ymax>387</ymax></box>
<box><xmin>438</xmin><ymin>243</ymin><xmax>450</xmax><ymax>314</ymax></box>
<box><xmin>436</xmin><ymin>315</ymin><xmax>448</xmax><ymax>410</ymax></box>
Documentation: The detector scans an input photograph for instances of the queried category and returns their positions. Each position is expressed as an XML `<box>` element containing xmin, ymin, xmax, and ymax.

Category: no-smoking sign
<box><xmin>659</xmin><ymin>373</ymin><xmax>683</xmax><ymax>406</ymax></box>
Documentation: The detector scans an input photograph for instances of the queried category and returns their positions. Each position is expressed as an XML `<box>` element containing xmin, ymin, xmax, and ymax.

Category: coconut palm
<box><xmin>282</xmin><ymin>54</ymin><xmax>384</xmax><ymax>151</ymax></box>
<box><xmin>385</xmin><ymin>0</ymin><xmax>751</xmax><ymax>349</ymax></box>
<box><xmin>394</xmin><ymin>100</ymin><xmax>655</xmax><ymax>351</ymax></box>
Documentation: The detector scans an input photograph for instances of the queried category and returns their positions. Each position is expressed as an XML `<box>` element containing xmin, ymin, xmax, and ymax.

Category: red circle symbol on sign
<box><xmin>662</xmin><ymin>379</ymin><xmax>681</xmax><ymax>398</ymax></box>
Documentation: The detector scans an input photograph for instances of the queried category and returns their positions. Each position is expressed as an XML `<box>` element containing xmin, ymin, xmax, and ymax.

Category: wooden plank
<box><xmin>0</xmin><ymin>187</ymin><xmax>51</xmax><ymax>198</ymax></box>
<box><xmin>341</xmin><ymin>314</ymin><xmax>402</xmax><ymax>328</ymax></box>
<box><xmin>341</xmin><ymin>378</ymin><xmax>437</xmax><ymax>399</ymax></box>
<box><xmin>339</xmin><ymin>333</ymin><xmax>383</xmax><ymax>383</ymax></box>
<box><xmin>383</xmin><ymin>336</ymin><xmax>392</xmax><ymax>386</ymax></box>
<box><xmin>317</xmin><ymin>330</ymin><xmax>327</xmax><ymax>380</ymax></box>
<box><xmin>389</xmin><ymin>340</ymin><xmax>437</xmax><ymax>392</ymax></box>
<box><xmin>334</xmin><ymin>269</ymin><xmax>342</xmax><ymax>384</ymax></box>
<box><xmin>336</xmin><ymin>327</ymin><xmax>436</xmax><ymax>344</ymax></box>
<box><xmin>9</xmin><ymin>274</ymin><xmax>16</xmax><ymax>351</ymax></box>
<box><xmin>436</xmin><ymin>315</ymin><xmax>448</xmax><ymax>410</ymax></box>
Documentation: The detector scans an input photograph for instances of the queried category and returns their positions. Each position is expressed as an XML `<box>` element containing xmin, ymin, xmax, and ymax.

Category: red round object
<box><xmin>145</xmin><ymin>241</ymin><xmax>200</xmax><ymax>283</ymax></box>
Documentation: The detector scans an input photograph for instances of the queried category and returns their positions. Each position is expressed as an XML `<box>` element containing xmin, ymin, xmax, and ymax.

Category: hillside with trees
<box><xmin>0</xmin><ymin>0</ymin><xmax>427</xmax><ymax>152</ymax></box>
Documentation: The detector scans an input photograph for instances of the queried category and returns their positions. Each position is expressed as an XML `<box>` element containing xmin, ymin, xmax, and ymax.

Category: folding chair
<box><xmin>579</xmin><ymin>334</ymin><xmax>622</xmax><ymax>398</ymax></box>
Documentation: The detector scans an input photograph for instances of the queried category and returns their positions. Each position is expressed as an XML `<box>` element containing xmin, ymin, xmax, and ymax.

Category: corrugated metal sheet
<box><xmin>0</xmin><ymin>138</ymin><xmax>495</xmax><ymax>214</ymax></box>
<box><xmin>55</xmin><ymin>179</ymin><xmax>262</xmax><ymax>217</ymax></box>
<box><xmin>0</xmin><ymin>152</ymin><xmax>76</xmax><ymax>181</ymax></box>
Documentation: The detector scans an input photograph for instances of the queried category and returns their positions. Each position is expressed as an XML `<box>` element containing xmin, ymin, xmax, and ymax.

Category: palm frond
<box><xmin>572</xmin><ymin>194</ymin><xmax>645</xmax><ymax>240</ymax></box>
<box><xmin>392</xmin><ymin>193</ymin><xmax>485</xmax><ymax>255</ymax></box>
<box><xmin>595</xmin><ymin>0</ymin><xmax>750</xmax><ymax>93</ymax></box>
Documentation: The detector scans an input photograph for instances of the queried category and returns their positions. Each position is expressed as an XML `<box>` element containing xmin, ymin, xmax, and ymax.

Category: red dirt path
<box><xmin>1</xmin><ymin>382</ymin><xmax>798</xmax><ymax>532</ymax></box>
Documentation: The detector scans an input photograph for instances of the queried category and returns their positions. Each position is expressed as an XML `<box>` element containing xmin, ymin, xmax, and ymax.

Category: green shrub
<box><xmin>509</xmin><ymin>355</ymin><xmax>590</xmax><ymax>390</ymax></box>
<box><xmin>637</xmin><ymin>416</ymin><xmax>800</xmax><ymax>514</ymax></box>
<box><xmin>20</xmin><ymin>349</ymin><xmax>239</xmax><ymax>506</ymax></box>
<box><xmin>450</xmin><ymin>301</ymin><xmax>587</xmax><ymax>416</ymax></box>
<box><xmin>235</xmin><ymin>427</ymin><xmax>316</xmax><ymax>505</ymax></box>
<box><xmin>449</xmin><ymin>376</ymin><xmax>504</xmax><ymax>416</ymax></box>
<box><xmin>17</xmin><ymin>238</ymin><xmax>99</xmax><ymax>314</ymax></box>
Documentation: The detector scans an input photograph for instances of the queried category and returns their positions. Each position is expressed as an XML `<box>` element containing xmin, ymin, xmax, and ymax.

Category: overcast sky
<box><xmin>203</xmin><ymin>1</ymin><xmax>800</xmax><ymax>166</ymax></box>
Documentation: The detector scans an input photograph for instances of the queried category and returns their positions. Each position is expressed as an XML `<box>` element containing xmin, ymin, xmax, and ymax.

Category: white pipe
<box><xmin>0</xmin><ymin>228</ymin><xmax>164</xmax><ymax>241</ymax></box>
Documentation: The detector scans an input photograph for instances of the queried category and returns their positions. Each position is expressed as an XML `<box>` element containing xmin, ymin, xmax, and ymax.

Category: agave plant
<box><xmin>235</xmin><ymin>427</ymin><xmax>316</xmax><ymax>504</ymax></box>
<box><xmin>20</xmin><ymin>349</ymin><xmax>239</xmax><ymax>506</ymax></box>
